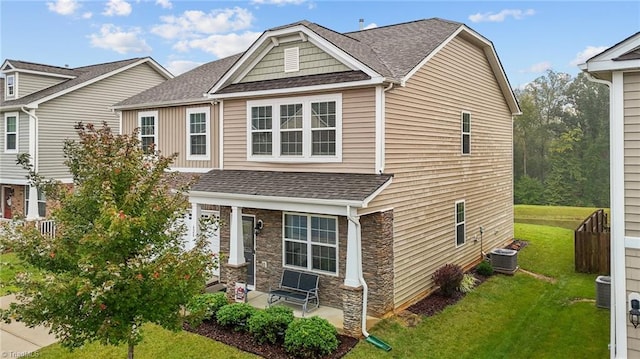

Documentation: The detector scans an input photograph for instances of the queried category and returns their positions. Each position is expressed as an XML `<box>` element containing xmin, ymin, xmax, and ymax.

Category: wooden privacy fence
<box><xmin>575</xmin><ymin>209</ymin><xmax>610</xmax><ymax>274</ymax></box>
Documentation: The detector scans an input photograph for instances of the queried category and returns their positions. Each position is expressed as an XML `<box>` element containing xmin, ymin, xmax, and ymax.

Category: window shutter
<box><xmin>284</xmin><ymin>47</ymin><xmax>299</xmax><ymax>72</ymax></box>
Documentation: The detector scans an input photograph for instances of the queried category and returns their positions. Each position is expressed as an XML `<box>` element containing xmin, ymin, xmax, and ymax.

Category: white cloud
<box><xmin>151</xmin><ymin>7</ymin><xmax>254</xmax><ymax>40</ymax></box>
<box><xmin>165</xmin><ymin>60</ymin><xmax>202</xmax><ymax>75</ymax></box>
<box><xmin>155</xmin><ymin>0</ymin><xmax>172</xmax><ymax>9</ymax></box>
<box><xmin>363</xmin><ymin>23</ymin><xmax>377</xmax><ymax>30</ymax></box>
<box><xmin>251</xmin><ymin>0</ymin><xmax>306</xmax><ymax>5</ymax></box>
<box><xmin>47</xmin><ymin>0</ymin><xmax>80</xmax><ymax>15</ymax></box>
<box><xmin>469</xmin><ymin>9</ymin><xmax>535</xmax><ymax>23</ymax></box>
<box><xmin>82</xmin><ymin>12</ymin><xmax>93</xmax><ymax>19</ymax></box>
<box><xmin>174</xmin><ymin>31</ymin><xmax>261</xmax><ymax>58</ymax></box>
<box><xmin>89</xmin><ymin>24</ymin><xmax>151</xmax><ymax>54</ymax></box>
<box><xmin>570</xmin><ymin>46</ymin><xmax>608</xmax><ymax>66</ymax></box>
<box><xmin>521</xmin><ymin>61</ymin><xmax>552</xmax><ymax>73</ymax></box>
<box><xmin>103</xmin><ymin>0</ymin><xmax>132</xmax><ymax>17</ymax></box>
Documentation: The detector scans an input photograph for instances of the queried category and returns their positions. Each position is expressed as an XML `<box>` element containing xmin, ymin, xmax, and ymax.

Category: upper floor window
<box><xmin>283</xmin><ymin>213</ymin><xmax>338</xmax><ymax>275</ymax></box>
<box><xmin>4</xmin><ymin>112</ymin><xmax>18</xmax><ymax>153</ymax></box>
<box><xmin>247</xmin><ymin>94</ymin><xmax>342</xmax><ymax>162</ymax></box>
<box><xmin>455</xmin><ymin>200</ymin><xmax>465</xmax><ymax>247</ymax></box>
<box><xmin>6</xmin><ymin>75</ymin><xmax>15</xmax><ymax>97</ymax></box>
<box><xmin>186</xmin><ymin>107</ymin><xmax>211</xmax><ymax>161</ymax></box>
<box><xmin>461</xmin><ymin>112</ymin><xmax>471</xmax><ymax>155</ymax></box>
<box><xmin>138</xmin><ymin>111</ymin><xmax>158</xmax><ymax>154</ymax></box>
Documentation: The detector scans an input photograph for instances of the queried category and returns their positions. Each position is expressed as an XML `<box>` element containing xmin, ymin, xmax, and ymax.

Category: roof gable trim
<box><xmin>588</xmin><ymin>33</ymin><xmax>640</xmax><ymax>63</ymax></box>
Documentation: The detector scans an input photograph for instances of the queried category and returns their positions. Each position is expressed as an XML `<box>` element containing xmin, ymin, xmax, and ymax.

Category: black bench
<box><xmin>267</xmin><ymin>269</ymin><xmax>319</xmax><ymax>316</ymax></box>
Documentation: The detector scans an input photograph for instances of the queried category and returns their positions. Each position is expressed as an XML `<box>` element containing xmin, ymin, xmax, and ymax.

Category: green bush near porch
<box><xmin>345</xmin><ymin>222</ymin><xmax>609</xmax><ymax>359</ymax></box>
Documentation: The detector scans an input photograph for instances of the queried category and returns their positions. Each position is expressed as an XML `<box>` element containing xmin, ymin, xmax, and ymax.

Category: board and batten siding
<box><xmin>0</xmin><ymin>111</ymin><xmax>30</xmax><ymax>181</ymax></box>
<box><xmin>366</xmin><ymin>35</ymin><xmax>514</xmax><ymax>308</ymax></box>
<box><xmin>121</xmin><ymin>103</ymin><xmax>219</xmax><ymax>169</ymax></box>
<box><xmin>37</xmin><ymin>63</ymin><xmax>167</xmax><ymax>179</ymax></box>
<box><xmin>627</xmin><ymin>248</ymin><xmax>640</xmax><ymax>355</ymax></box>
<box><xmin>625</xmin><ymin>71</ymin><xmax>640</xmax><ymax>238</ymax></box>
<box><xmin>18</xmin><ymin>73</ymin><xmax>65</xmax><ymax>98</ymax></box>
<box><xmin>240</xmin><ymin>40</ymin><xmax>350</xmax><ymax>83</ymax></box>
<box><xmin>222</xmin><ymin>87</ymin><xmax>376</xmax><ymax>173</ymax></box>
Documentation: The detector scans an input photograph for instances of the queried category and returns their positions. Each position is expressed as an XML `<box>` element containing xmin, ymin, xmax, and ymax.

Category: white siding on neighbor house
<box><xmin>366</xmin><ymin>36</ymin><xmax>514</xmax><ymax>308</ymax></box>
<box><xmin>625</xmin><ymin>71</ymin><xmax>640</xmax><ymax>238</ymax></box>
<box><xmin>222</xmin><ymin>87</ymin><xmax>376</xmax><ymax>173</ymax></box>
<box><xmin>121</xmin><ymin>103</ymin><xmax>219</xmax><ymax>169</ymax></box>
<box><xmin>36</xmin><ymin>63</ymin><xmax>168</xmax><ymax>179</ymax></box>
<box><xmin>627</xmin><ymin>248</ymin><xmax>640</xmax><ymax>356</ymax></box>
<box><xmin>0</xmin><ymin>111</ymin><xmax>30</xmax><ymax>181</ymax></box>
<box><xmin>239</xmin><ymin>40</ymin><xmax>350</xmax><ymax>83</ymax></box>
<box><xmin>18</xmin><ymin>73</ymin><xmax>66</xmax><ymax>98</ymax></box>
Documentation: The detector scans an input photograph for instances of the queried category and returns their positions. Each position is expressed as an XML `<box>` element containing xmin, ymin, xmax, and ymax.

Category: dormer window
<box><xmin>284</xmin><ymin>47</ymin><xmax>299</xmax><ymax>72</ymax></box>
<box><xmin>6</xmin><ymin>75</ymin><xmax>15</xmax><ymax>97</ymax></box>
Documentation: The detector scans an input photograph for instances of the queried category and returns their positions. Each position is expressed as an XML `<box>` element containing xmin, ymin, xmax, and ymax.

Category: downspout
<box><xmin>20</xmin><ymin>106</ymin><xmax>38</xmax><ymax>172</ymax></box>
<box><xmin>21</xmin><ymin>106</ymin><xmax>40</xmax><ymax>220</ymax></box>
<box><xmin>346</xmin><ymin>205</ymin><xmax>369</xmax><ymax>337</ymax></box>
<box><xmin>586</xmin><ymin>73</ymin><xmax>618</xmax><ymax>359</ymax></box>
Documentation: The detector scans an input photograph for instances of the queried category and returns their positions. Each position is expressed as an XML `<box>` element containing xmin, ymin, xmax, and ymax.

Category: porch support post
<box><xmin>191</xmin><ymin>202</ymin><xmax>201</xmax><ymax>240</ymax></box>
<box><xmin>344</xmin><ymin>213</ymin><xmax>361</xmax><ymax>287</ymax></box>
<box><xmin>229</xmin><ymin>206</ymin><xmax>245</xmax><ymax>266</ymax></box>
<box><xmin>26</xmin><ymin>185</ymin><xmax>40</xmax><ymax>220</ymax></box>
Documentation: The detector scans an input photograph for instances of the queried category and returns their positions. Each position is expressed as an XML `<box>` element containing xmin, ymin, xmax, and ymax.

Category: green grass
<box><xmin>345</xmin><ymin>222</ymin><xmax>609</xmax><ymax>359</ymax></box>
<box><xmin>0</xmin><ymin>252</ymin><xmax>35</xmax><ymax>296</ymax></box>
<box><xmin>514</xmin><ymin>204</ymin><xmax>609</xmax><ymax>230</ymax></box>
<box><xmin>36</xmin><ymin>323</ymin><xmax>258</xmax><ymax>359</ymax></box>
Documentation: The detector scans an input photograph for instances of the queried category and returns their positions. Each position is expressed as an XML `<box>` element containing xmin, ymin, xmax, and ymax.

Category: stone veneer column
<box><xmin>341</xmin><ymin>284</ymin><xmax>363</xmax><ymax>338</ymax></box>
<box><xmin>223</xmin><ymin>262</ymin><xmax>248</xmax><ymax>303</ymax></box>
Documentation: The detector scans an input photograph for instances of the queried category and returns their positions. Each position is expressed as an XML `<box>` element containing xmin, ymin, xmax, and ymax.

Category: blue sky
<box><xmin>1</xmin><ymin>1</ymin><xmax>638</xmax><ymax>89</ymax></box>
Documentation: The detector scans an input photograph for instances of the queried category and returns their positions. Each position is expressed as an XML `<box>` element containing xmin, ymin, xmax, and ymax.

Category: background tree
<box><xmin>1</xmin><ymin>123</ymin><xmax>217</xmax><ymax>359</ymax></box>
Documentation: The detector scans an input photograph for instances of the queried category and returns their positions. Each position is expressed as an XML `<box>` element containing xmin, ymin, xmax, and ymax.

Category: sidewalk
<box><xmin>0</xmin><ymin>294</ymin><xmax>58</xmax><ymax>356</ymax></box>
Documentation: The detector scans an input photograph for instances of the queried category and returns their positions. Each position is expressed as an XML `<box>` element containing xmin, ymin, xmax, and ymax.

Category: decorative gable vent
<box><xmin>284</xmin><ymin>47</ymin><xmax>299</xmax><ymax>73</ymax></box>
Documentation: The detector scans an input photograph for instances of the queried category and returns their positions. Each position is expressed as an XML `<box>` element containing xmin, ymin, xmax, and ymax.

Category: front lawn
<box><xmin>0</xmin><ymin>252</ymin><xmax>36</xmax><ymax>296</ymax></box>
<box><xmin>345</xmin><ymin>222</ymin><xmax>609</xmax><ymax>359</ymax></box>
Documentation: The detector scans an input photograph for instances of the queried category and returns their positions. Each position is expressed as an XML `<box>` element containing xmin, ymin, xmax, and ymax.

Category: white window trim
<box><xmin>5</xmin><ymin>74</ymin><xmax>16</xmax><ymax>98</ymax></box>
<box><xmin>138</xmin><ymin>110</ymin><xmax>158</xmax><ymax>152</ymax></box>
<box><xmin>4</xmin><ymin>112</ymin><xmax>19</xmax><ymax>153</ymax></box>
<box><xmin>246</xmin><ymin>94</ymin><xmax>342</xmax><ymax>163</ymax></box>
<box><xmin>186</xmin><ymin>107</ymin><xmax>211</xmax><ymax>161</ymax></box>
<box><xmin>284</xmin><ymin>46</ymin><xmax>300</xmax><ymax>73</ymax></box>
<box><xmin>282</xmin><ymin>212</ymin><xmax>339</xmax><ymax>277</ymax></box>
<box><xmin>455</xmin><ymin>200</ymin><xmax>466</xmax><ymax>248</ymax></box>
<box><xmin>461</xmin><ymin>111</ymin><xmax>471</xmax><ymax>155</ymax></box>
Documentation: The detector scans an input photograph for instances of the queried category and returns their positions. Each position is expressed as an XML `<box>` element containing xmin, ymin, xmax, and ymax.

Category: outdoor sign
<box><xmin>234</xmin><ymin>282</ymin><xmax>247</xmax><ymax>303</ymax></box>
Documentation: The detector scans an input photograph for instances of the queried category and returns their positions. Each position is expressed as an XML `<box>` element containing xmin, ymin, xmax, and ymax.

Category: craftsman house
<box><xmin>581</xmin><ymin>32</ymin><xmax>640</xmax><ymax>358</ymax></box>
<box><xmin>114</xmin><ymin>18</ymin><xmax>520</xmax><ymax>336</ymax></box>
<box><xmin>0</xmin><ymin>58</ymin><xmax>172</xmax><ymax>222</ymax></box>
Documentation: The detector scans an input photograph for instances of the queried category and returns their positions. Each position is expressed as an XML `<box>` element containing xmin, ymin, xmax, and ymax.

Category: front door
<box><xmin>242</xmin><ymin>215</ymin><xmax>256</xmax><ymax>289</ymax></box>
<box><xmin>2</xmin><ymin>187</ymin><xmax>12</xmax><ymax>219</ymax></box>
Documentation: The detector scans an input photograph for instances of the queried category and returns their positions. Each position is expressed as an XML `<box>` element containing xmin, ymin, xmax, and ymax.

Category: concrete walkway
<box><xmin>0</xmin><ymin>294</ymin><xmax>57</xmax><ymax>356</ymax></box>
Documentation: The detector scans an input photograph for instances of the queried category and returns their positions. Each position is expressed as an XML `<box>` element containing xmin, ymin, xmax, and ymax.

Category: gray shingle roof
<box><xmin>191</xmin><ymin>170</ymin><xmax>393</xmax><ymax>202</ymax></box>
<box><xmin>115</xmin><ymin>54</ymin><xmax>242</xmax><ymax>107</ymax></box>
<box><xmin>3</xmin><ymin>60</ymin><xmax>77</xmax><ymax>76</ymax></box>
<box><xmin>614</xmin><ymin>45</ymin><xmax>640</xmax><ymax>61</ymax></box>
<box><xmin>1</xmin><ymin>58</ymin><xmax>146</xmax><ymax>107</ymax></box>
<box><xmin>216</xmin><ymin>70</ymin><xmax>369</xmax><ymax>94</ymax></box>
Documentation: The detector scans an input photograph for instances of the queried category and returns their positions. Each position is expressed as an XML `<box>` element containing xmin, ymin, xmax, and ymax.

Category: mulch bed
<box><xmin>184</xmin><ymin>320</ymin><xmax>359</xmax><ymax>359</ymax></box>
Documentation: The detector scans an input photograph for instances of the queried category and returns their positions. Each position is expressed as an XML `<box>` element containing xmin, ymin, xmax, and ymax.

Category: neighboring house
<box><xmin>0</xmin><ymin>58</ymin><xmax>172</xmax><ymax>221</ymax></box>
<box><xmin>114</xmin><ymin>18</ymin><xmax>520</xmax><ymax>336</ymax></box>
<box><xmin>581</xmin><ymin>32</ymin><xmax>640</xmax><ymax>359</ymax></box>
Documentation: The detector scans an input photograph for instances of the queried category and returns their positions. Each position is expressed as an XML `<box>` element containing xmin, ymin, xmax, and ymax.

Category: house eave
<box><xmin>112</xmin><ymin>97</ymin><xmax>212</xmax><ymax>111</ymax></box>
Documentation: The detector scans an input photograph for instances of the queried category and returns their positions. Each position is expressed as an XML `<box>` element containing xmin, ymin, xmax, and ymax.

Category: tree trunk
<box><xmin>128</xmin><ymin>343</ymin><xmax>134</xmax><ymax>359</ymax></box>
<box><xmin>523</xmin><ymin>139</ymin><xmax>528</xmax><ymax>177</ymax></box>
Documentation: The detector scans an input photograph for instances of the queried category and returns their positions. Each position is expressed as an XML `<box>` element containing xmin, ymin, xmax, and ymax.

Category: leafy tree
<box><xmin>544</xmin><ymin>128</ymin><xmax>587</xmax><ymax>205</ymax></box>
<box><xmin>514</xmin><ymin>176</ymin><xmax>545</xmax><ymax>204</ymax></box>
<box><xmin>0</xmin><ymin>123</ymin><xmax>217</xmax><ymax>359</ymax></box>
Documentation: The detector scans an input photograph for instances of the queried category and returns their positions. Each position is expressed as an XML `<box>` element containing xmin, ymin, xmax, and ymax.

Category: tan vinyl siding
<box><xmin>366</xmin><ymin>36</ymin><xmax>514</xmax><ymax>308</ymax></box>
<box><xmin>18</xmin><ymin>73</ymin><xmax>66</xmax><ymax>98</ymax></box>
<box><xmin>625</xmin><ymin>71</ymin><xmax>640</xmax><ymax>238</ymax></box>
<box><xmin>0</xmin><ymin>112</ymin><xmax>30</xmax><ymax>181</ymax></box>
<box><xmin>121</xmin><ymin>104</ymin><xmax>219</xmax><ymax>169</ymax></box>
<box><xmin>222</xmin><ymin>87</ymin><xmax>376</xmax><ymax>173</ymax></box>
<box><xmin>37</xmin><ymin>63</ymin><xmax>167</xmax><ymax>178</ymax></box>
<box><xmin>240</xmin><ymin>40</ymin><xmax>350</xmax><ymax>83</ymax></box>
<box><xmin>627</xmin><ymin>248</ymin><xmax>640</xmax><ymax>356</ymax></box>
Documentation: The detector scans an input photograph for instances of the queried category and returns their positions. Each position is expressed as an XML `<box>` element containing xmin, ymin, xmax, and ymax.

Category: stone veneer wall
<box><xmin>360</xmin><ymin>210</ymin><xmax>394</xmax><ymax>317</ymax></box>
<box><xmin>217</xmin><ymin>207</ymin><xmax>395</xmax><ymax>314</ymax></box>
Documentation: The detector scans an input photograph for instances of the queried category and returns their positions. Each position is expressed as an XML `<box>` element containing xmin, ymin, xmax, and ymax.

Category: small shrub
<box><xmin>216</xmin><ymin>302</ymin><xmax>256</xmax><ymax>331</ymax></box>
<box><xmin>284</xmin><ymin>317</ymin><xmax>339</xmax><ymax>358</ymax></box>
<box><xmin>186</xmin><ymin>292</ymin><xmax>228</xmax><ymax>326</ymax></box>
<box><xmin>476</xmin><ymin>260</ymin><xmax>494</xmax><ymax>276</ymax></box>
<box><xmin>433</xmin><ymin>263</ymin><xmax>463</xmax><ymax>297</ymax></box>
<box><xmin>458</xmin><ymin>273</ymin><xmax>479</xmax><ymax>293</ymax></box>
<box><xmin>248</xmin><ymin>305</ymin><xmax>295</xmax><ymax>344</ymax></box>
